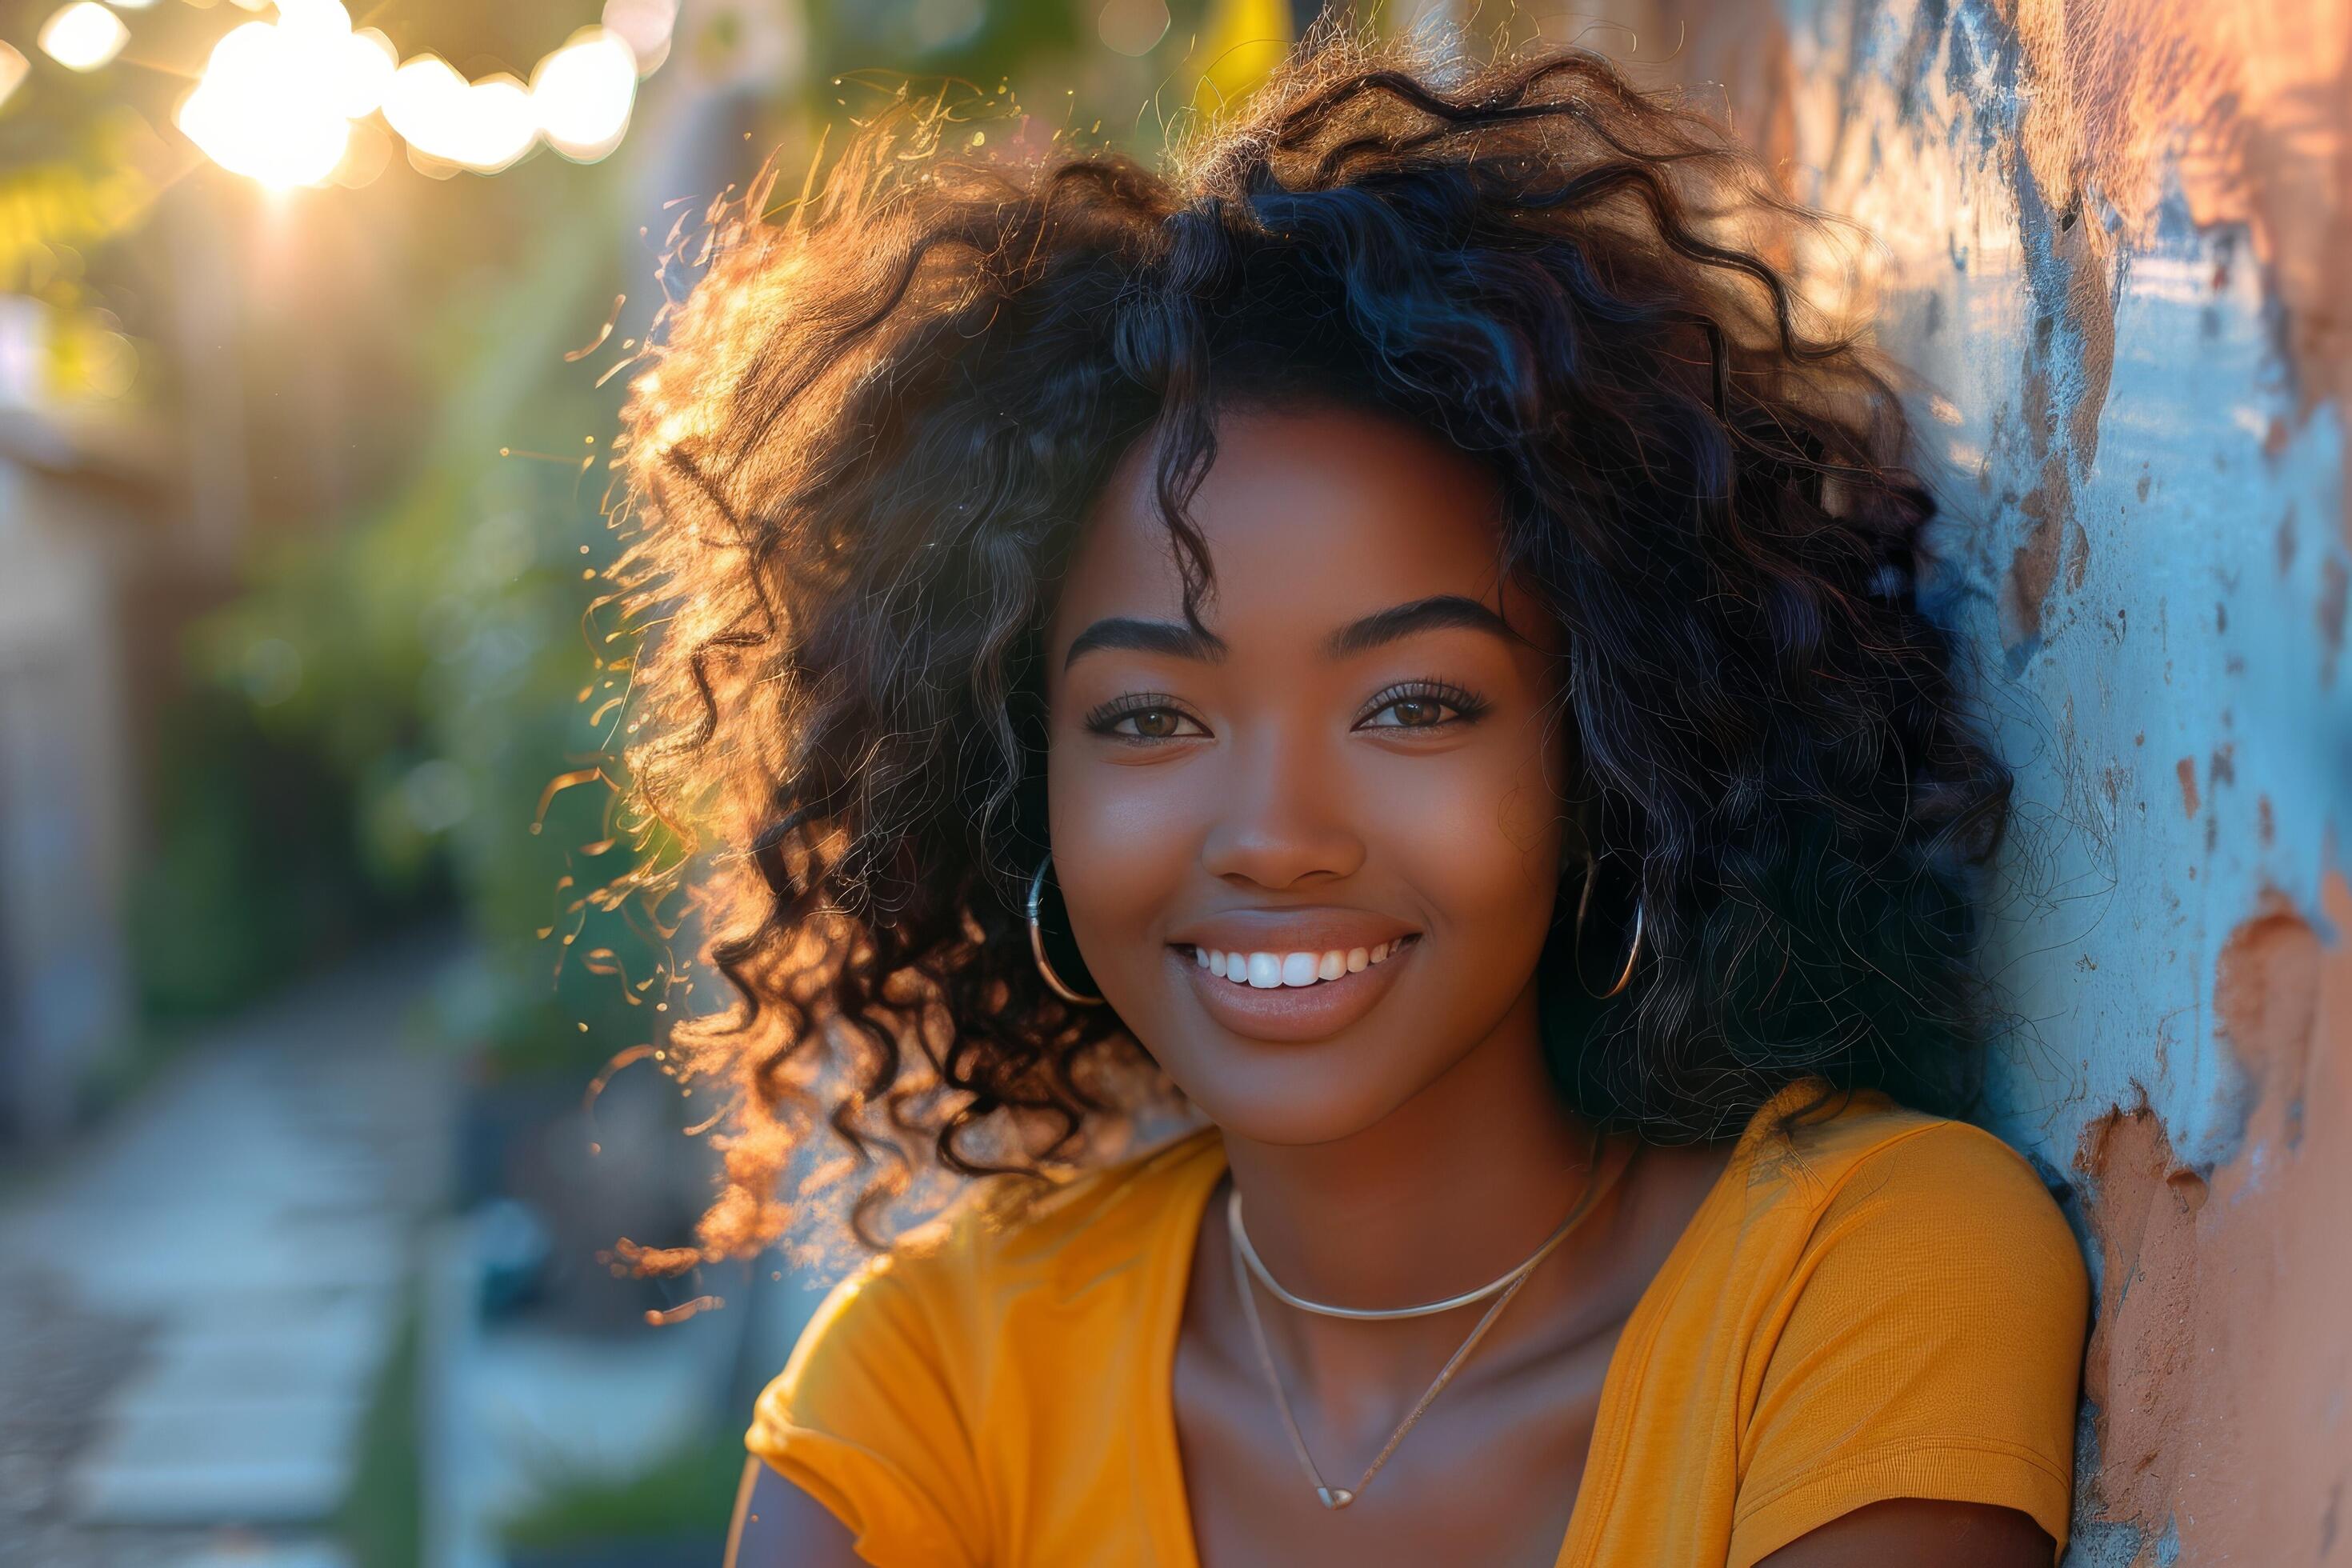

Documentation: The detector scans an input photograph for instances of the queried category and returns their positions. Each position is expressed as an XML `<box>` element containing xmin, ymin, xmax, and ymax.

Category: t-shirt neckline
<box><xmin>1130</xmin><ymin>1092</ymin><xmax>1806</xmax><ymax>1568</ymax></box>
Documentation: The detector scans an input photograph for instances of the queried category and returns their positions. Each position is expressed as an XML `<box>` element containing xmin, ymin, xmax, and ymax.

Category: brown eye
<box><xmin>1387</xmin><ymin>698</ymin><xmax>1445</xmax><ymax>727</ymax></box>
<box><xmin>1364</xmin><ymin>694</ymin><xmax>1459</xmax><ymax>729</ymax></box>
<box><xmin>1356</xmin><ymin>681</ymin><xmax>1487</xmax><ymax>732</ymax></box>
<box><xmin>1090</xmin><ymin>702</ymin><xmax>1206</xmax><ymax>741</ymax></box>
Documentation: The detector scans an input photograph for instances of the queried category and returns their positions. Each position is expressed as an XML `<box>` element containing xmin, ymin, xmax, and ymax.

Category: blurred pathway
<box><xmin>0</xmin><ymin>932</ymin><xmax>462</xmax><ymax>1568</ymax></box>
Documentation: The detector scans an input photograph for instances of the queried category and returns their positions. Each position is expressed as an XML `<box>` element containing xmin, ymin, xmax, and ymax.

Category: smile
<box><xmin>1191</xmin><ymin>937</ymin><xmax>1418</xmax><ymax>988</ymax></box>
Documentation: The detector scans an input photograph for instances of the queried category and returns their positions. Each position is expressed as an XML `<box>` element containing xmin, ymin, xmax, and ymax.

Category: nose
<box><xmin>1196</xmin><ymin>722</ymin><xmax>1366</xmax><ymax>890</ymax></box>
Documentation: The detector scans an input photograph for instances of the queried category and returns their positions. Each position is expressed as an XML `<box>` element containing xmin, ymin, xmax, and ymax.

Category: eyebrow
<box><xmin>1062</xmin><ymin>618</ymin><xmax>1228</xmax><ymax>670</ymax></box>
<box><xmin>1322</xmin><ymin>594</ymin><xmax>1518</xmax><ymax>658</ymax></box>
<box><xmin>1061</xmin><ymin>594</ymin><xmax>1515</xmax><ymax>672</ymax></box>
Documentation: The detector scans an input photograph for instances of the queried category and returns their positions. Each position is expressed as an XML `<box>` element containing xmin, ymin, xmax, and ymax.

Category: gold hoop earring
<box><xmin>1026</xmin><ymin>854</ymin><xmax>1105</xmax><ymax>1007</ymax></box>
<box><xmin>1574</xmin><ymin>850</ymin><xmax>1646</xmax><ymax>999</ymax></box>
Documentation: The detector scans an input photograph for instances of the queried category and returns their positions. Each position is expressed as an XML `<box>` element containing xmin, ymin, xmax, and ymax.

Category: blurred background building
<box><xmin>0</xmin><ymin>0</ymin><xmax>2343</xmax><ymax>1565</ymax></box>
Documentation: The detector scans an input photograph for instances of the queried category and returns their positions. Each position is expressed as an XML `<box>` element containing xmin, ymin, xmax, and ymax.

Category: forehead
<box><xmin>1052</xmin><ymin>403</ymin><xmax>1516</xmax><ymax>640</ymax></box>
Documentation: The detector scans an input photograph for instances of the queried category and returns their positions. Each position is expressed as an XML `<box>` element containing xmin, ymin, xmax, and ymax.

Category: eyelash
<box><xmin>1359</xmin><ymin>680</ymin><xmax>1491</xmax><ymax>730</ymax></box>
<box><xmin>1079</xmin><ymin>681</ymin><xmax>1491</xmax><ymax>742</ymax></box>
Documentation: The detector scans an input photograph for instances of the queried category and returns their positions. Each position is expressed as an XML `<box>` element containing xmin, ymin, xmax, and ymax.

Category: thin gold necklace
<box><xmin>1225</xmin><ymin>1130</ymin><xmax>1626</xmax><ymax>1510</ymax></box>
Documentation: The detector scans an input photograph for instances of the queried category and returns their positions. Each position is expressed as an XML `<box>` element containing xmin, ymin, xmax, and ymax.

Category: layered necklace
<box><xmin>1224</xmin><ymin>1127</ymin><xmax>1627</xmax><ymax>1511</ymax></box>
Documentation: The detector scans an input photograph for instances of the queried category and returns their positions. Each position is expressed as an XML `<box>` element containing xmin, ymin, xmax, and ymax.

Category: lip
<box><xmin>1171</xmin><ymin>933</ymin><xmax>1421</xmax><ymax>1044</ymax></box>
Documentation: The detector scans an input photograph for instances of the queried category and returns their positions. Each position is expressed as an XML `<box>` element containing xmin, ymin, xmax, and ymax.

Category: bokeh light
<box><xmin>177</xmin><ymin>18</ymin><xmax>353</xmax><ymax>188</ymax></box>
<box><xmin>602</xmin><ymin>0</ymin><xmax>679</xmax><ymax>77</ymax></box>
<box><xmin>106</xmin><ymin>0</ymin><xmax>680</xmax><ymax>186</ymax></box>
<box><xmin>38</xmin><ymin>2</ymin><xmax>131</xmax><ymax>72</ymax></box>
<box><xmin>382</xmin><ymin>54</ymin><xmax>463</xmax><ymax>156</ymax></box>
<box><xmin>385</xmin><ymin>56</ymin><xmax>538</xmax><ymax>174</ymax></box>
<box><xmin>0</xmin><ymin>42</ymin><xmax>30</xmax><ymax>111</ymax></box>
<box><xmin>335</xmin><ymin>27</ymin><xmax>398</xmax><ymax>118</ymax></box>
<box><xmin>532</xmin><ymin>27</ymin><xmax>638</xmax><ymax>162</ymax></box>
<box><xmin>1097</xmin><ymin>0</ymin><xmax>1172</xmax><ymax>58</ymax></box>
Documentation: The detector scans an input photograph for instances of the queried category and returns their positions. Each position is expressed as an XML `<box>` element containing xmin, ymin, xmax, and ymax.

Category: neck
<box><xmin>1216</xmin><ymin>984</ymin><xmax>1601</xmax><ymax>1317</ymax></box>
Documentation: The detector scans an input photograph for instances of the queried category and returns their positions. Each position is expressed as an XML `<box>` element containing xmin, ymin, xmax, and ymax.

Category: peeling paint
<box><xmin>2063</xmin><ymin>875</ymin><xmax>2343</xmax><ymax>1564</ymax></box>
<box><xmin>2074</xmin><ymin>1094</ymin><xmax>2201</xmax><ymax>1543</ymax></box>
<box><xmin>2214</xmin><ymin>890</ymin><xmax>2324</xmax><ymax>1135</ymax></box>
<box><xmin>2003</xmin><ymin>152</ymin><xmax>2119</xmax><ymax>660</ymax></box>
<box><xmin>1610</xmin><ymin>0</ymin><xmax>2352</xmax><ymax>1560</ymax></box>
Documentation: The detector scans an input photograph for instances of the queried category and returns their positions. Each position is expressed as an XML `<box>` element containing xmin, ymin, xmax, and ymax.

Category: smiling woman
<box><xmin>1044</xmin><ymin>410</ymin><xmax>1574</xmax><ymax>1106</ymax></box>
<box><xmin>607</xmin><ymin>27</ymin><xmax>2087</xmax><ymax>1568</ymax></box>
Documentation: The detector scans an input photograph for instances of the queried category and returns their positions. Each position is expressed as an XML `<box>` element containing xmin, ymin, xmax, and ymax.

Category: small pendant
<box><xmin>1316</xmin><ymin>1486</ymin><xmax>1356</xmax><ymax>1510</ymax></box>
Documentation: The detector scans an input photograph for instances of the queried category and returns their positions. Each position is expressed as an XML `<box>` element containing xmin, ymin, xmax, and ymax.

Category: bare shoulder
<box><xmin>1758</xmin><ymin>1498</ymin><xmax>2054</xmax><ymax>1566</ymax></box>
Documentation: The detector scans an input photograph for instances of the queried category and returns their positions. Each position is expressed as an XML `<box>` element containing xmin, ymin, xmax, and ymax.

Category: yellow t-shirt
<box><xmin>747</xmin><ymin>1081</ymin><xmax>2089</xmax><ymax>1567</ymax></box>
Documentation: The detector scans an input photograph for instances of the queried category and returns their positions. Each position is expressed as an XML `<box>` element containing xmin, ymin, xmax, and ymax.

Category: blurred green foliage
<box><xmin>132</xmin><ymin>158</ymin><xmax>659</xmax><ymax>1073</ymax></box>
<box><xmin>498</xmin><ymin>1428</ymin><xmax>743</xmax><ymax>1553</ymax></box>
<box><xmin>337</xmin><ymin>1295</ymin><xmax>423</xmax><ymax>1568</ymax></box>
<box><xmin>131</xmin><ymin>689</ymin><xmax>448</xmax><ymax>1018</ymax></box>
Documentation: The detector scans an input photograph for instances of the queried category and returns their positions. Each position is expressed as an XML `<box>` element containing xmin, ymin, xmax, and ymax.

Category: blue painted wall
<box><xmin>1619</xmin><ymin>0</ymin><xmax>2352</xmax><ymax>1557</ymax></box>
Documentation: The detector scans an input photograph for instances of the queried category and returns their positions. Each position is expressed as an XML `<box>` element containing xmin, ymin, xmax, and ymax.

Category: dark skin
<box><xmin>726</xmin><ymin>406</ymin><xmax>2054</xmax><ymax>1567</ymax></box>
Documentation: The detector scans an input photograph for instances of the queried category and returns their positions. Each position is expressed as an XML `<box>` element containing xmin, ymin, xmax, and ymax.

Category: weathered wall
<box><xmin>1599</xmin><ymin>1</ymin><xmax>2352</xmax><ymax>1561</ymax></box>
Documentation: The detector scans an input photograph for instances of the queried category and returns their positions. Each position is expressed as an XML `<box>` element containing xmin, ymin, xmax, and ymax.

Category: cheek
<box><xmin>1368</xmin><ymin>720</ymin><xmax>1566</xmax><ymax>934</ymax></box>
<box><xmin>1043</xmin><ymin>746</ymin><xmax>1190</xmax><ymax>962</ymax></box>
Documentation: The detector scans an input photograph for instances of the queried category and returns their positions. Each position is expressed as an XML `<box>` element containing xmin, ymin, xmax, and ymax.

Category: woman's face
<box><xmin>1044</xmin><ymin>403</ymin><xmax>1574</xmax><ymax>1146</ymax></box>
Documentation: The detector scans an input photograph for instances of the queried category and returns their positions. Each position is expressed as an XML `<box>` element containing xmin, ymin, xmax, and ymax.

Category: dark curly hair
<box><xmin>606</xmin><ymin>31</ymin><xmax>2013</xmax><ymax>1262</ymax></box>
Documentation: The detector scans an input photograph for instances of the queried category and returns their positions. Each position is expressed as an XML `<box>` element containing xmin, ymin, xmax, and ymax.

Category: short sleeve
<box><xmin>1728</xmin><ymin>1122</ymin><xmax>2090</xmax><ymax>1567</ymax></box>
<box><xmin>746</xmin><ymin>1255</ymin><xmax>988</xmax><ymax>1568</ymax></box>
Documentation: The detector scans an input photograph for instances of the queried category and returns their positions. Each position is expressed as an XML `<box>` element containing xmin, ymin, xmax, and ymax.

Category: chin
<box><xmin>1146</xmin><ymin>1029</ymin><xmax>1445</xmax><ymax>1148</ymax></box>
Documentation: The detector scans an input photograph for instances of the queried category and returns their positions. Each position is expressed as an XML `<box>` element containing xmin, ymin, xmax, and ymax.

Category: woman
<box><xmin>611</xmin><ymin>33</ymin><xmax>2088</xmax><ymax>1568</ymax></box>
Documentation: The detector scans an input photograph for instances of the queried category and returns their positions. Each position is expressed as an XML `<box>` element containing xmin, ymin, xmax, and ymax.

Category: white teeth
<box><xmin>1190</xmin><ymin>939</ymin><xmax>1412</xmax><ymax>989</ymax></box>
